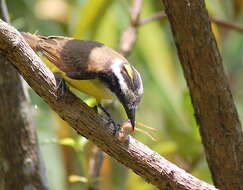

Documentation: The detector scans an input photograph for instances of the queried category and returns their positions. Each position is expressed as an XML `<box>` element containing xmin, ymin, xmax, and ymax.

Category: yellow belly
<box><xmin>65</xmin><ymin>77</ymin><xmax>114</xmax><ymax>101</ymax></box>
<box><xmin>44</xmin><ymin>58</ymin><xmax>114</xmax><ymax>102</ymax></box>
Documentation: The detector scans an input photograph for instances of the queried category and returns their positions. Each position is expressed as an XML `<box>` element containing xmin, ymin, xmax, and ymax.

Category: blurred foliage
<box><xmin>7</xmin><ymin>0</ymin><xmax>243</xmax><ymax>189</ymax></box>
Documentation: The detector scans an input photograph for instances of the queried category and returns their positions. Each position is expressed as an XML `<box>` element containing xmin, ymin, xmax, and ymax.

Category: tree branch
<box><xmin>138</xmin><ymin>11</ymin><xmax>167</xmax><ymax>25</ymax></box>
<box><xmin>86</xmin><ymin>146</ymin><xmax>104</xmax><ymax>190</ymax></box>
<box><xmin>0</xmin><ymin>0</ymin><xmax>9</xmax><ymax>22</ymax></box>
<box><xmin>210</xmin><ymin>16</ymin><xmax>243</xmax><ymax>33</ymax></box>
<box><xmin>161</xmin><ymin>0</ymin><xmax>243</xmax><ymax>190</ymax></box>
<box><xmin>0</xmin><ymin>20</ymin><xmax>217</xmax><ymax>190</ymax></box>
<box><xmin>119</xmin><ymin>0</ymin><xmax>142</xmax><ymax>56</ymax></box>
<box><xmin>139</xmin><ymin>11</ymin><xmax>243</xmax><ymax>34</ymax></box>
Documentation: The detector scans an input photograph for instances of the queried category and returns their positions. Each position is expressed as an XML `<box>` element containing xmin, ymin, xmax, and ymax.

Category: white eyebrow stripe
<box><xmin>111</xmin><ymin>59</ymin><xmax>128</xmax><ymax>92</ymax></box>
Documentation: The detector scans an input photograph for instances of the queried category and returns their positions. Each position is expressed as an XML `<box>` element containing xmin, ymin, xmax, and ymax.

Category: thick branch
<box><xmin>161</xmin><ymin>1</ymin><xmax>243</xmax><ymax>190</ymax></box>
<box><xmin>0</xmin><ymin>20</ymin><xmax>217</xmax><ymax>190</ymax></box>
<box><xmin>0</xmin><ymin>55</ymin><xmax>49</xmax><ymax>190</ymax></box>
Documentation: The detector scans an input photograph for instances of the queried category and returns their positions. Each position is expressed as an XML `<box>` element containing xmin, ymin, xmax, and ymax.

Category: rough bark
<box><xmin>0</xmin><ymin>20</ymin><xmax>218</xmax><ymax>190</ymax></box>
<box><xmin>0</xmin><ymin>1</ymin><xmax>49</xmax><ymax>189</ymax></box>
<box><xmin>161</xmin><ymin>1</ymin><xmax>243</xmax><ymax>190</ymax></box>
<box><xmin>0</xmin><ymin>55</ymin><xmax>49</xmax><ymax>190</ymax></box>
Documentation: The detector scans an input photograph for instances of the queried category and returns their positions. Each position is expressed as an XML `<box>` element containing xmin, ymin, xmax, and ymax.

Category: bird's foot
<box><xmin>92</xmin><ymin>105</ymin><xmax>98</xmax><ymax>113</ymax></box>
<box><xmin>54</xmin><ymin>73</ymin><xmax>68</xmax><ymax>99</ymax></box>
<box><xmin>96</xmin><ymin>105</ymin><xmax>134</xmax><ymax>141</ymax></box>
<box><xmin>97</xmin><ymin>104</ymin><xmax>118</xmax><ymax>134</ymax></box>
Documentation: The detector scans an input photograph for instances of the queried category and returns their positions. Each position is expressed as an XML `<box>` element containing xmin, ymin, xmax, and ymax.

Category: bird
<box><xmin>21</xmin><ymin>32</ymin><xmax>143</xmax><ymax>130</ymax></box>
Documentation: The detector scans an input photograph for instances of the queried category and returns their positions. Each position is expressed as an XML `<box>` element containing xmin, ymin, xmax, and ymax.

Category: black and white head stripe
<box><xmin>110</xmin><ymin>59</ymin><xmax>128</xmax><ymax>93</ymax></box>
<box><xmin>99</xmin><ymin>58</ymin><xmax>143</xmax><ymax>108</ymax></box>
<box><xmin>111</xmin><ymin>59</ymin><xmax>143</xmax><ymax>95</ymax></box>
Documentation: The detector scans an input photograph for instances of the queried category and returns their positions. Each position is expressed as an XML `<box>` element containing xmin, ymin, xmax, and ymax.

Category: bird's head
<box><xmin>99</xmin><ymin>58</ymin><xmax>143</xmax><ymax>130</ymax></box>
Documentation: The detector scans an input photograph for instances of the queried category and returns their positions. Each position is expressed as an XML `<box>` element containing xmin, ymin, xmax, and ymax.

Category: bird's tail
<box><xmin>21</xmin><ymin>32</ymin><xmax>41</xmax><ymax>51</ymax></box>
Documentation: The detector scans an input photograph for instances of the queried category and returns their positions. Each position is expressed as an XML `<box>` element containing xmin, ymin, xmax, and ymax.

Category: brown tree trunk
<box><xmin>0</xmin><ymin>1</ymin><xmax>49</xmax><ymax>189</ymax></box>
<box><xmin>161</xmin><ymin>0</ymin><xmax>243</xmax><ymax>190</ymax></box>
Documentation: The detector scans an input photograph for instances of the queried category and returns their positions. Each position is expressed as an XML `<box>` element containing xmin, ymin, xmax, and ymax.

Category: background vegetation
<box><xmin>6</xmin><ymin>0</ymin><xmax>243</xmax><ymax>189</ymax></box>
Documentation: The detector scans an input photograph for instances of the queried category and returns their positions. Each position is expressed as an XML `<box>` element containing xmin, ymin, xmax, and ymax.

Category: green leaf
<box><xmin>71</xmin><ymin>0</ymin><xmax>114</xmax><ymax>38</ymax></box>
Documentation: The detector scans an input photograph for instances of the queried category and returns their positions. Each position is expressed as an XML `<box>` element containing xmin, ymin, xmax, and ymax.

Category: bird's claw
<box><xmin>54</xmin><ymin>73</ymin><xmax>67</xmax><ymax>99</ymax></box>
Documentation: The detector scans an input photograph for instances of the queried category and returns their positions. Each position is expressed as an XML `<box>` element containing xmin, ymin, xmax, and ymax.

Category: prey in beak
<box><xmin>124</xmin><ymin>106</ymin><xmax>136</xmax><ymax>131</ymax></box>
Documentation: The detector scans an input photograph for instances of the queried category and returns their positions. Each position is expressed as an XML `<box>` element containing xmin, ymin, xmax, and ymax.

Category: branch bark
<box><xmin>161</xmin><ymin>1</ymin><xmax>243</xmax><ymax>190</ymax></box>
<box><xmin>0</xmin><ymin>20</ymin><xmax>218</xmax><ymax>190</ymax></box>
<box><xmin>0</xmin><ymin>1</ymin><xmax>49</xmax><ymax>189</ymax></box>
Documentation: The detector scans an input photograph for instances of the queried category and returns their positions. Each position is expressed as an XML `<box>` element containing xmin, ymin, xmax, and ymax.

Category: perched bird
<box><xmin>21</xmin><ymin>32</ymin><xmax>143</xmax><ymax>130</ymax></box>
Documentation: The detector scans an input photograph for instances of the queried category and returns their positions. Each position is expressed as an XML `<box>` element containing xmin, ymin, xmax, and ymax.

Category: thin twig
<box><xmin>138</xmin><ymin>11</ymin><xmax>243</xmax><ymax>33</ymax></box>
<box><xmin>0</xmin><ymin>0</ymin><xmax>9</xmax><ymax>23</ymax></box>
<box><xmin>211</xmin><ymin>16</ymin><xmax>243</xmax><ymax>33</ymax></box>
<box><xmin>130</xmin><ymin>0</ymin><xmax>142</xmax><ymax>25</ymax></box>
<box><xmin>138</xmin><ymin>11</ymin><xmax>167</xmax><ymax>25</ymax></box>
<box><xmin>119</xmin><ymin>0</ymin><xmax>142</xmax><ymax>56</ymax></box>
<box><xmin>87</xmin><ymin>146</ymin><xmax>104</xmax><ymax>190</ymax></box>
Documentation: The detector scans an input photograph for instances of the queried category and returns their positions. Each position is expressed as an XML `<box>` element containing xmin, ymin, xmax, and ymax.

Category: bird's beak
<box><xmin>125</xmin><ymin>107</ymin><xmax>136</xmax><ymax>131</ymax></box>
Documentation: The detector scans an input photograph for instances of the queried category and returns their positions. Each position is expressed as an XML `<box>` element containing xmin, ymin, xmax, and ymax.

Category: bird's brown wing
<box><xmin>40</xmin><ymin>36</ymin><xmax>106</xmax><ymax>80</ymax></box>
<box><xmin>22</xmin><ymin>33</ymin><xmax>105</xmax><ymax>80</ymax></box>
